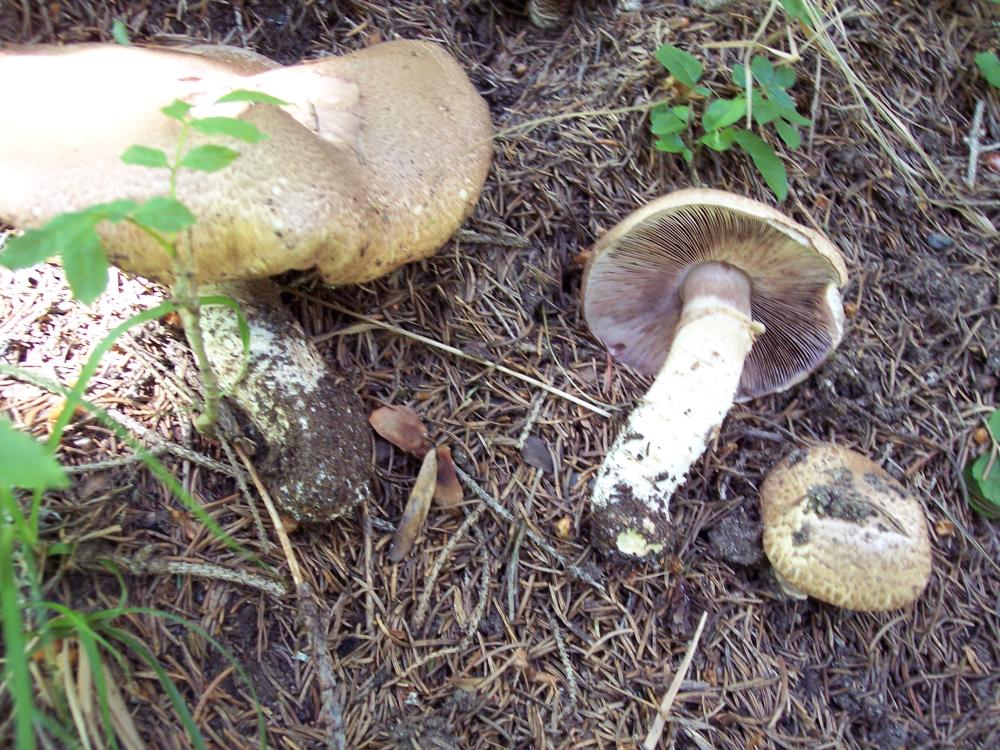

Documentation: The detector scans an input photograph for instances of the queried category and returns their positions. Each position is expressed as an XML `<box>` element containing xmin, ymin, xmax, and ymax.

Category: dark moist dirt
<box><xmin>2</xmin><ymin>1</ymin><xmax>999</xmax><ymax>749</ymax></box>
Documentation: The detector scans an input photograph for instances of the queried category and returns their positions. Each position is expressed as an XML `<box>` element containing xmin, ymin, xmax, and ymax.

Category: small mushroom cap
<box><xmin>760</xmin><ymin>443</ymin><xmax>932</xmax><ymax>611</ymax></box>
<box><xmin>0</xmin><ymin>40</ymin><xmax>492</xmax><ymax>286</ymax></box>
<box><xmin>582</xmin><ymin>189</ymin><xmax>847</xmax><ymax>401</ymax></box>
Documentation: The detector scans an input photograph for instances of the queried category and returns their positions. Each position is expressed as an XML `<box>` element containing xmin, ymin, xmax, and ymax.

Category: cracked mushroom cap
<box><xmin>0</xmin><ymin>40</ymin><xmax>492</xmax><ymax>286</ymax></box>
<box><xmin>582</xmin><ymin>189</ymin><xmax>848</xmax><ymax>401</ymax></box>
<box><xmin>760</xmin><ymin>443</ymin><xmax>932</xmax><ymax>611</ymax></box>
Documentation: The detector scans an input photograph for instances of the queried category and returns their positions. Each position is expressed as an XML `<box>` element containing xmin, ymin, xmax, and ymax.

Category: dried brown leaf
<box><xmin>389</xmin><ymin>448</ymin><xmax>437</xmax><ymax>562</ymax></box>
<box><xmin>434</xmin><ymin>445</ymin><xmax>463</xmax><ymax>510</ymax></box>
<box><xmin>521</xmin><ymin>435</ymin><xmax>554</xmax><ymax>474</ymax></box>
<box><xmin>369</xmin><ymin>405</ymin><xmax>430</xmax><ymax>457</ymax></box>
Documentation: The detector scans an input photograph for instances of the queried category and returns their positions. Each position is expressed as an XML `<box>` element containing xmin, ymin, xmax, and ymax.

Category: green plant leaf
<box><xmin>0</xmin><ymin>520</ymin><xmax>35</xmax><ymax>750</ymax></box>
<box><xmin>733</xmin><ymin>129</ymin><xmax>788</xmax><ymax>200</ymax></box>
<box><xmin>180</xmin><ymin>145</ymin><xmax>240</xmax><ymax>172</ymax></box>
<box><xmin>975</xmin><ymin>51</ymin><xmax>1000</xmax><ymax>89</ymax></box>
<box><xmin>190</xmin><ymin>117</ymin><xmax>268</xmax><ymax>143</ymax></box>
<box><xmin>161</xmin><ymin>99</ymin><xmax>193</xmax><ymax>121</ymax></box>
<box><xmin>751</xmin><ymin>92</ymin><xmax>783</xmax><ymax>124</ymax></box>
<box><xmin>703</xmin><ymin>97</ymin><xmax>746</xmax><ymax>132</ymax></box>
<box><xmin>653</xmin><ymin>133</ymin><xmax>694</xmax><ymax>163</ymax></box>
<box><xmin>121</xmin><ymin>145</ymin><xmax>169</xmax><ymax>168</ymax></box>
<box><xmin>750</xmin><ymin>56</ymin><xmax>776</xmax><ymax>88</ymax></box>
<box><xmin>773</xmin><ymin>65</ymin><xmax>796</xmax><ymax>90</ymax></box>
<box><xmin>61</xmin><ymin>232</ymin><xmax>109</xmax><ymax>304</ymax></box>
<box><xmin>0</xmin><ymin>417</ymin><xmax>68</xmax><ymax>490</ymax></box>
<box><xmin>654</xmin><ymin>43</ymin><xmax>703</xmax><ymax>88</ymax></box>
<box><xmin>215</xmin><ymin>89</ymin><xmax>290</xmax><ymax>106</ymax></box>
<box><xmin>650</xmin><ymin>105</ymin><xmax>689</xmax><ymax>135</ymax></box>
<box><xmin>732</xmin><ymin>62</ymin><xmax>749</xmax><ymax>88</ymax></box>
<box><xmin>779</xmin><ymin>0</ymin><xmax>813</xmax><ymax>26</ymax></box>
<box><xmin>965</xmin><ymin>452</ymin><xmax>1000</xmax><ymax>519</ymax></box>
<box><xmin>699</xmin><ymin>126</ymin><xmax>736</xmax><ymax>152</ymax></box>
<box><xmin>133</xmin><ymin>197</ymin><xmax>196</xmax><ymax>233</ymax></box>
<box><xmin>763</xmin><ymin>85</ymin><xmax>798</xmax><ymax>115</ymax></box>
<box><xmin>774</xmin><ymin>119</ymin><xmax>802</xmax><ymax>149</ymax></box>
<box><xmin>111</xmin><ymin>18</ymin><xmax>130</xmax><ymax>45</ymax></box>
<box><xmin>988</xmin><ymin>410</ymin><xmax>1000</xmax><ymax>441</ymax></box>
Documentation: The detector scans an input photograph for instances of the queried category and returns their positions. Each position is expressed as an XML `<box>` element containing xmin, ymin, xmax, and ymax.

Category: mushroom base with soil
<box><xmin>200</xmin><ymin>280</ymin><xmax>373</xmax><ymax>521</ymax></box>
<box><xmin>589</xmin><ymin>262</ymin><xmax>763</xmax><ymax>556</ymax></box>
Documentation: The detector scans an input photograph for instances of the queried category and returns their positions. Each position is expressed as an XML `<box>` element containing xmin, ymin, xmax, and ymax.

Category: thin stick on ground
<box><xmin>964</xmin><ymin>101</ymin><xmax>999</xmax><ymax>188</ymax></box>
<box><xmin>454</xmin><ymin>465</ymin><xmax>605</xmax><ymax>592</ymax></box>
<box><xmin>302</xmin><ymin>295</ymin><xmax>613</xmax><ymax>418</ymax></box>
<box><xmin>82</xmin><ymin>550</ymin><xmax>288</xmax><ymax>597</ymax></box>
<box><xmin>643</xmin><ymin>611</ymin><xmax>708</xmax><ymax>750</ymax></box>
<box><xmin>218</xmin><ymin>434</ymin><xmax>271</xmax><ymax>553</ymax></box>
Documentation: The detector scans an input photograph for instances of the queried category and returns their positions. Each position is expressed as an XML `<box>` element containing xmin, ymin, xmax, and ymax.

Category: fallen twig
<box><xmin>413</xmin><ymin>505</ymin><xmax>484</xmax><ymax>631</ymax></box>
<box><xmin>80</xmin><ymin>549</ymin><xmax>288</xmax><ymax>597</ymax></box>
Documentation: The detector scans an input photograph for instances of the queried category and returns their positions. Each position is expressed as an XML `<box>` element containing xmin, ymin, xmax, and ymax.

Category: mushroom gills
<box><xmin>591</xmin><ymin>262</ymin><xmax>764</xmax><ymax>556</ymax></box>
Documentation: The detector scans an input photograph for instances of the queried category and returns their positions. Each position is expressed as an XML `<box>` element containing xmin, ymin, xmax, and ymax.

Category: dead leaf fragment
<box><xmin>521</xmin><ymin>435</ymin><xmax>554</xmax><ymax>474</ymax></box>
<box><xmin>389</xmin><ymin>448</ymin><xmax>437</xmax><ymax>562</ymax></box>
<box><xmin>369</xmin><ymin>405</ymin><xmax>429</xmax><ymax>457</ymax></box>
<box><xmin>434</xmin><ymin>445</ymin><xmax>463</xmax><ymax>509</ymax></box>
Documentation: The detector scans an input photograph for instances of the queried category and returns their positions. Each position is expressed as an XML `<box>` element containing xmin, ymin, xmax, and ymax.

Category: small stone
<box><xmin>925</xmin><ymin>232</ymin><xmax>953</xmax><ymax>250</ymax></box>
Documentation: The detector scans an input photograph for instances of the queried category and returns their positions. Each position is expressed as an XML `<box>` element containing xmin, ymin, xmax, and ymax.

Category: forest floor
<box><xmin>1</xmin><ymin>1</ymin><xmax>998</xmax><ymax>748</ymax></box>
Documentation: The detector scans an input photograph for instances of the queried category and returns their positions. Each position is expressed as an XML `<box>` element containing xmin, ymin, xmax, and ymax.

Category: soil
<box><xmin>2</xmin><ymin>1</ymin><xmax>999</xmax><ymax>749</ymax></box>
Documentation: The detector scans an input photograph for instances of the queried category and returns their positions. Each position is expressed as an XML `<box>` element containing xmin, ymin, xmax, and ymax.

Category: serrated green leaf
<box><xmin>121</xmin><ymin>145</ymin><xmax>169</xmax><ymax>168</ymax></box>
<box><xmin>733</xmin><ymin>129</ymin><xmax>788</xmax><ymax>201</ymax></box>
<box><xmin>773</xmin><ymin>119</ymin><xmax>802</xmax><ymax>149</ymax></box>
<box><xmin>671</xmin><ymin>105</ymin><xmax>691</xmax><ymax>122</ymax></box>
<box><xmin>975</xmin><ymin>51</ymin><xmax>1000</xmax><ymax>89</ymax></box>
<box><xmin>161</xmin><ymin>99</ymin><xmax>193</xmax><ymax>121</ymax></box>
<box><xmin>111</xmin><ymin>18</ymin><xmax>130</xmax><ymax>45</ymax></box>
<box><xmin>703</xmin><ymin>97</ymin><xmax>746</xmax><ymax>132</ymax></box>
<box><xmin>215</xmin><ymin>89</ymin><xmax>290</xmax><ymax>106</ymax></box>
<box><xmin>988</xmin><ymin>410</ymin><xmax>1000</xmax><ymax>442</ymax></box>
<box><xmin>190</xmin><ymin>117</ymin><xmax>268</xmax><ymax>143</ymax></box>
<box><xmin>133</xmin><ymin>197</ymin><xmax>196</xmax><ymax>233</ymax></box>
<box><xmin>654</xmin><ymin>43</ymin><xmax>703</xmax><ymax>88</ymax></box>
<box><xmin>773</xmin><ymin>65</ymin><xmax>796</xmax><ymax>90</ymax></box>
<box><xmin>0</xmin><ymin>416</ymin><xmax>69</xmax><ymax>490</ymax></box>
<box><xmin>180</xmin><ymin>144</ymin><xmax>240</xmax><ymax>172</ymax></box>
<box><xmin>0</xmin><ymin>212</ymin><xmax>96</xmax><ymax>270</ymax></box>
<box><xmin>62</xmin><ymin>232</ymin><xmax>109</xmax><ymax>304</ymax></box>
<box><xmin>700</xmin><ymin>126</ymin><xmax>736</xmax><ymax>152</ymax></box>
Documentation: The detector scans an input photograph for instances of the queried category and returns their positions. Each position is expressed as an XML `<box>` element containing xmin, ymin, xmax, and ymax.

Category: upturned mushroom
<box><xmin>582</xmin><ymin>189</ymin><xmax>847</xmax><ymax>557</ymax></box>
<box><xmin>760</xmin><ymin>443</ymin><xmax>932</xmax><ymax>611</ymax></box>
<box><xmin>0</xmin><ymin>40</ymin><xmax>493</xmax><ymax>521</ymax></box>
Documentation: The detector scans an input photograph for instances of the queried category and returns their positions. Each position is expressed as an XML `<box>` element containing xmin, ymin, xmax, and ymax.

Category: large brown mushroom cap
<box><xmin>0</xmin><ymin>40</ymin><xmax>492</xmax><ymax>286</ymax></box>
<box><xmin>761</xmin><ymin>443</ymin><xmax>932</xmax><ymax>611</ymax></box>
<box><xmin>582</xmin><ymin>189</ymin><xmax>847</xmax><ymax>401</ymax></box>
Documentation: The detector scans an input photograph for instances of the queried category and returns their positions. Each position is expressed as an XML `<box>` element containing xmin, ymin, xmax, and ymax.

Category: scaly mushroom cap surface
<box><xmin>0</xmin><ymin>40</ymin><xmax>493</xmax><ymax>286</ymax></box>
<box><xmin>583</xmin><ymin>189</ymin><xmax>847</xmax><ymax>401</ymax></box>
<box><xmin>761</xmin><ymin>443</ymin><xmax>932</xmax><ymax>611</ymax></box>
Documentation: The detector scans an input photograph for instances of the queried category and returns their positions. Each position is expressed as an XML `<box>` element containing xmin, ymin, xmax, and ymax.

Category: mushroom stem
<box><xmin>591</xmin><ymin>262</ymin><xmax>762</xmax><ymax>557</ymax></box>
<box><xmin>198</xmin><ymin>279</ymin><xmax>373</xmax><ymax>522</ymax></box>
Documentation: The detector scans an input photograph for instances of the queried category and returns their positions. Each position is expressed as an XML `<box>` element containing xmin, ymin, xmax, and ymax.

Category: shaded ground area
<box><xmin>2</xmin><ymin>1</ymin><xmax>998</xmax><ymax>748</ymax></box>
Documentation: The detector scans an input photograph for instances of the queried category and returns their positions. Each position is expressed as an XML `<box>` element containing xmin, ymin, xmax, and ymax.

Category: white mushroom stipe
<box><xmin>591</xmin><ymin>263</ymin><xmax>763</xmax><ymax>555</ymax></box>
